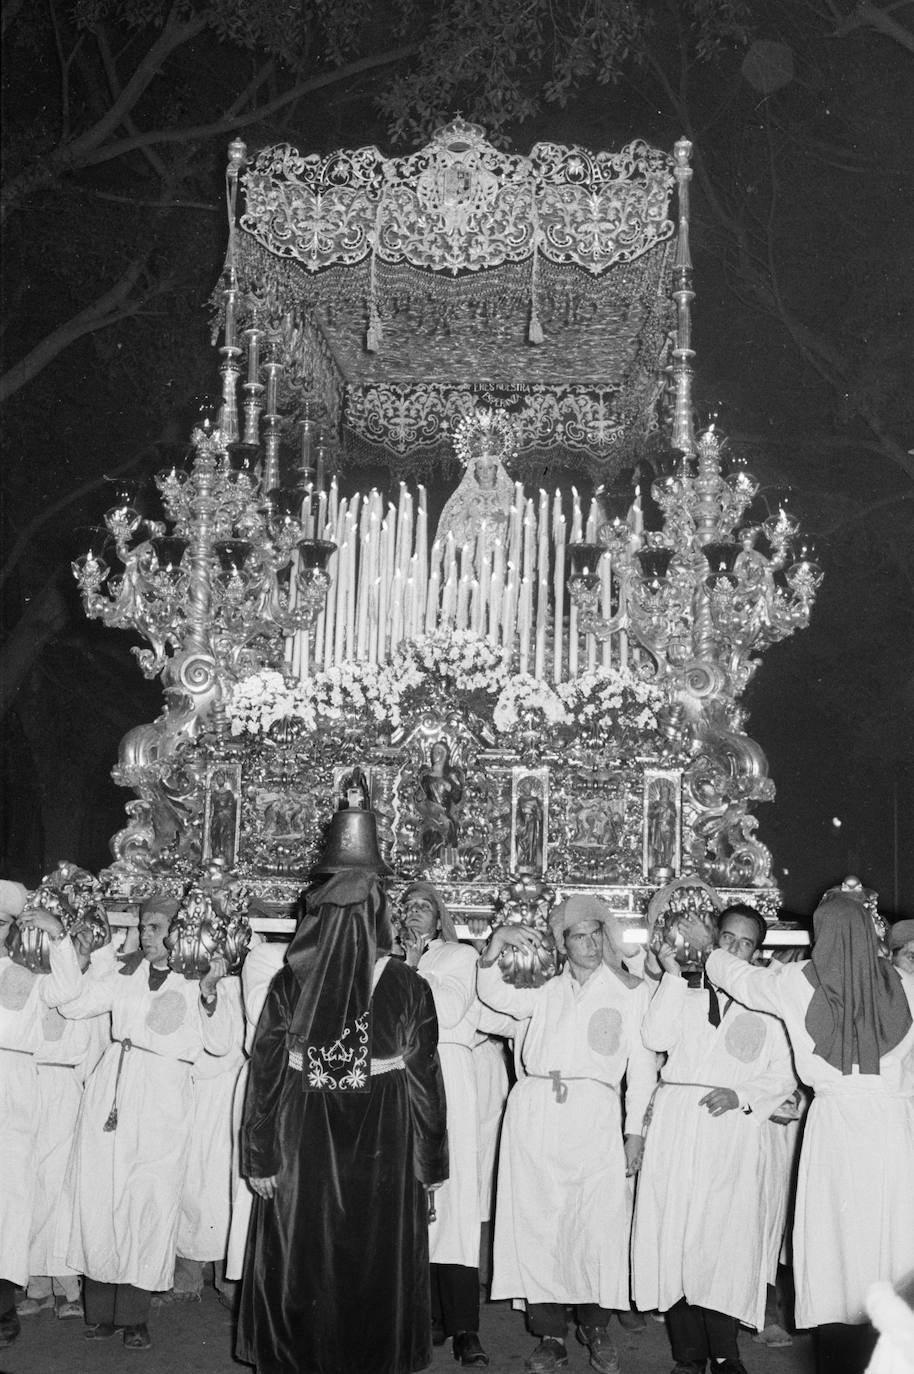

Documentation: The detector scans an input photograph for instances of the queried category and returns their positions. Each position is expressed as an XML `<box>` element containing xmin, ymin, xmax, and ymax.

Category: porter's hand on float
<box><xmin>480</xmin><ymin>924</ymin><xmax>545</xmax><ymax>967</ymax></box>
<box><xmin>20</xmin><ymin>909</ymin><xmax>67</xmax><ymax>941</ymax></box>
<box><xmin>200</xmin><ymin>955</ymin><xmax>228</xmax><ymax>1000</ymax></box>
<box><xmin>402</xmin><ymin>932</ymin><xmax>429</xmax><ymax>969</ymax></box>
<box><xmin>248</xmin><ymin>1175</ymin><xmax>278</xmax><ymax>1200</ymax></box>
<box><xmin>656</xmin><ymin>941</ymin><xmax>681</xmax><ymax>976</ymax></box>
<box><xmin>624</xmin><ymin>1133</ymin><xmax>645</xmax><ymax>1176</ymax></box>
<box><xmin>677</xmin><ymin>916</ymin><xmax>713</xmax><ymax>954</ymax></box>
<box><xmin>699</xmin><ymin>1087</ymin><xmax>739</xmax><ymax>1116</ymax></box>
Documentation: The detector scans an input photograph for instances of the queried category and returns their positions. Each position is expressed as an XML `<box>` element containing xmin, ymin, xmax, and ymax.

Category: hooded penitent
<box><xmin>286</xmin><ymin>869</ymin><xmax>393</xmax><ymax>1093</ymax></box>
<box><xmin>804</xmin><ymin>889</ymin><xmax>913</xmax><ymax>1075</ymax></box>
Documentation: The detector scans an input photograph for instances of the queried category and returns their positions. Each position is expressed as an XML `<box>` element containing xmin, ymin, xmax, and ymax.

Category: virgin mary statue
<box><xmin>435</xmin><ymin>407</ymin><xmax>516</xmax><ymax>556</ymax></box>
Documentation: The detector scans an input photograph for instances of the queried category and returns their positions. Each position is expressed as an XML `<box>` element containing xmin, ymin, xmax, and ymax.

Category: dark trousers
<box><xmin>84</xmin><ymin>1278</ymin><xmax>151</xmax><ymax>1328</ymax></box>
<box><xmin>431</xmin><ymin>1263</ymin><xmax>480</xmax><ymax>1335</ymax></box>
<box><xmin>0</xmin><ymin>1279</ymin><xmax>16</xmax><ymax>1320</ymax></box>
<box><xmin>666</xmin><ymin>1297</ymin><xmax>739</xmax><ymax>1364</ymax></box>
<box><xmin>527</xmin><ymin>1302</ymin><xmax>612</xmax><ymax>1338</ymax></box>
<box><xmin>815</xmin><ymin>1322</ymin><xmax>877</xmax><ymax>1374</ymax></box>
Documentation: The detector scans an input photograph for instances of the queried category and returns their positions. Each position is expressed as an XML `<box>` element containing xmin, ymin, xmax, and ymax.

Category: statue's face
<box><xmin>474</xmin><ymin>458</ymin><xmax>497</xmax><ymax>490</ymax></box>
<box><xmin>431</xmin><ymin>742</ymin><xmax>448</xmax><ymax>766</ymax></box>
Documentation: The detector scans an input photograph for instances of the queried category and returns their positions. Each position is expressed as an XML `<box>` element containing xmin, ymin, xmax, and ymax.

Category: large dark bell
<box><xmin>315</xmin><ymin>806</ymin><xmax>393</xmax><ymax>875</ymax></box>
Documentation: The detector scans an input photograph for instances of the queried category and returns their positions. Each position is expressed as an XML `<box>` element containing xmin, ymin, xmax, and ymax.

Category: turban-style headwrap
<box><xmin>286</xmin><ymin>869</ymin><xmax>393</xmax><ymax>1094</ymax></box>
<box><xmin>138</xmin><ymin>896</ymin><xmax>180</xmax><ymax>921</ymax></box>
<box><xmin>401</xmin><ymin>880</ymin><xmax>459</xmax><ymax>943</ymax></box>
<box><xmin>549</xmin><ymin>894</ymin><xmax>640</xmax><ymax>987</ymax></box>
<box><xmin>888</xmin><ymin>918</ymin><xmax>914</xmax><ymax>952</ymax></box>
<box><xmin>0</xmin><ymin>880</ymin><xmax>28</xmax><ymax>918</ymax></box>
<box><xmin>804</xmin><ymin>891</ymin><xmax>912</xmax><ymax>1075</ymax></box>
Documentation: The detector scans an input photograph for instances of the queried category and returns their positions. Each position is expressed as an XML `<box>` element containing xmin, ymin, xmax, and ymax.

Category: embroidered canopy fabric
<box><xmin>235</xmin><ymin>119</ymin><xmax>678</xmax><ymax>468</ymax></box>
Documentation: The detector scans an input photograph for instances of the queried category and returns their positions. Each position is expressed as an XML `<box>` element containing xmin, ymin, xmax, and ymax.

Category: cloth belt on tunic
<box><xmin>370</xmin><ymin>1055</ymin><xmax>405</xmax><ymax>1075</ymax></box>
<box><xmin>103</xmin><ymin>1036</ymin><xmax>194</xmax><ymax>1133</ymax></box>
<box><xmin>526</xmin><ymin>1070</ymin><xmax>620</xmax><ymax>1104</ymax></box>
<box><xmin>0</xmin><ymin>1044</ymin><xmax>35</xmax><ymax>1056</ymax></box>
<box><xmin>643</xmin><ymin>1078</ymin><xmax>731</xmax><ymax>1132</ymax></box>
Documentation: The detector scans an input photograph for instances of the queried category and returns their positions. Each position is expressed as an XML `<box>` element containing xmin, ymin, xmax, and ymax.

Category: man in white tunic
<box><xmin>0</xmin><ymin>880</ymin><xmax>82</xmax><ymax>1351</ymax></box>
<box><xmin>477</xmin><ymin>896</ymin><xmax>657</xmax><ymax>1374</ymax></box>
<box><xmin>22</xmin><ymin>920</ymin><xmax>113</xmax><ymax>1318</ymax></box>
<box><xmin>631</xmin><ymin>905</ymin><xmax>796</xmax><ymax>1374</ymax></box>
<box><xmin>402</xmin><ymin>880</ymin><xmax>489</xmax><ymax>1368</ymax></box>
<box><xmin>58</xmin><ymin>893</ymin><xmax>240</xmax><ymax>1351</ymax></box>
<box><xmin>692</xmin><ymin>882</ymin><xmax>914</xmax><ymax>1374</ymax></box>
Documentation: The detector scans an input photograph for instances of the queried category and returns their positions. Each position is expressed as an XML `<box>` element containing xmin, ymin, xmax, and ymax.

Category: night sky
<box><xmin>1</xmin><ymin>3</ymin><xmax>911</xmax><ymax>916</ymax></box>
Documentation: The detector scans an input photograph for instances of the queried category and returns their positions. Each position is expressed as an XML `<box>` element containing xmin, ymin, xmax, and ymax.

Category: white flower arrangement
<box><xmin>224</xmin><ymin>641</ymin><xmax>670</xmax><ymax>752</ymax></box>
<box><xmin>397</xmin><ymin>629</ymin><xmax>512</xmax><ymax>695</ymax></box>
<box><xmin>556</xmin><ymin>667</ymin><xmax>665</xmax><ymax>747</ymax></box>
<box><xmin>226</xmin><ymin>670</ymin><xmax>316</xmax><ymax>736</ymax></box>
<box><xmin>492</xmin><ymin>674</ymin><xmax>569</xmax><ymax>734</ymax></box>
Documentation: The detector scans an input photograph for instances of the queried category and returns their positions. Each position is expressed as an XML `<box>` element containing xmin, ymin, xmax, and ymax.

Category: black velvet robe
<box><xmin>236</xmin><ymin>957</ymin><xmax>448</xmax><ymax>1374</ymax></box>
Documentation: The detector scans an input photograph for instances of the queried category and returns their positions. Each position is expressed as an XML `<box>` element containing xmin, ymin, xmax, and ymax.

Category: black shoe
<box><xmin>84</xmin><ymin>1322</ymin><xmax>120</xmax><ymax>1340</ymax></box>
<box><xmin>617</xmin><ymin>1308</ymin><xmax>646</xmax><ymax>1332</ymax></box>
<box><xmin>576</xmin><ymin>1324</ymin><xmax>620</xmax><ymax>1374</ymax></box>
<box><xmin>672</xmin><ymin>1364</ymin><xmax>707</xmax><ymax>1374</ymax></box>
<box><xmin>0</xmin><ymin>1310</ymin><xmax>21</xmax><ymax>1349</ymax></box>
<box><xmin>713</xmin><ymin>1363</ymin><xmax>747</xmax><ymax>1374</ymax></box>
<box><xmin>453</xmin><ymin>1330</ymin><xmax>489</xmax><ymax>1367</ymax></box>
<box><xmin>526</xmin><ymin>1337</ymin><xmax>569</xmax><ymax>1372</ymax></box>
<box><xmin>122</xmin><ymin>1322</ymin><xmax>152</xmax><ymax>1350</ymax></box>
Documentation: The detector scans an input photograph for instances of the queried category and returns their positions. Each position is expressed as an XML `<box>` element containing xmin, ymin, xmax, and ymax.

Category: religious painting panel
<box><xmin>202</xmin><ymin>762</ymin><xmax>243</xmax><ymax>868</ymax></box>
<box><xmin>510</xmin><ymin>767</ymin><xmax>549</xmax><ymax>876</ymax></box>
<box><xmin>561</xmin><ymin>771</ymin><xmax>629</xmax><ymax>884</ymax></box>
<box><xmin>643</xmin><ymin>768</ymin><xmax>682</xmax><ymax>882</ymax></box>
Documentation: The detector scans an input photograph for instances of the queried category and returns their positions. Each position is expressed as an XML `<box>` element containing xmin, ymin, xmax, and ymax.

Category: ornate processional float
<box><xmin>72</xmin><ymin>120</ymin><xmax>822</xmax><ymax>958</ymax></box>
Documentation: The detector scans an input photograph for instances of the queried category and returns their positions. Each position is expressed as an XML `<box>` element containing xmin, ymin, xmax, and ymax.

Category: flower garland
<box><xmin>226</xmin><ymin>634</ymin><xmax>672</xmax><ymax>755</ymax></box>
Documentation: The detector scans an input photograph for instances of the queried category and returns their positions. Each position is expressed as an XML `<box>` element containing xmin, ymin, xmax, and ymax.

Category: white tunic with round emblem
<box><xmin>631</xmin><ymin>971</ymin><xmax>796</xmax><ymax>1328</ymax></box>
<box><xmin>58</xmin><ymin>957</ymin><xmax>240</xmax><ymax>1291</ymax></box>
<box><xmin>0</xmin><ymin>940</ymin><xmax>82</xmax><ymax>1287</ymax></box>
<box><xmin>478</xmin><ymin>961</ymin><xmax>656</xmax><ymax>1308</ymax></box>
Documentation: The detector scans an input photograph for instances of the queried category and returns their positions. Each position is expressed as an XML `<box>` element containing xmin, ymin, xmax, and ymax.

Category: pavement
<box><xmin>0</xmin><ymin>1286</ymin><xmax>815</xmax><ymax>1374</ymax></box>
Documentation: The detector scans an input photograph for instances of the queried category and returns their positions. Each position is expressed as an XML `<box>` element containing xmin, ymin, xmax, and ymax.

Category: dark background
<box><xmin>2</xmin><ymin>1</ymin><xmax>912</xmax><ymax>916</ymax></box>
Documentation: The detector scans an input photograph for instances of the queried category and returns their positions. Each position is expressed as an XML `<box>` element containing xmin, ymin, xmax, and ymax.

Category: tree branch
<box><xmin>71</xmin><ymin>43</ymin><xmax>420</xmax><ymax>170</ymax></box>
<box><xmin>830</xmin><ymin>1</ymin><xmax>914</xmax><ymax>53</ymax></box>
<box><xmin>0</xmin><ymin>258</ymin><xmax>156</xmax><ymax>406</ymax></box>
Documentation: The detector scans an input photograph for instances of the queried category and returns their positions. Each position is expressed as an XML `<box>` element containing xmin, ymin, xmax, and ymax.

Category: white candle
<box><xmin>490</xmin><ymin>539</ymin><xmax>505</xmax><ymax>641</ymax></box>
<box><xmin>553</xmin><ymin>513</ymin><xmax>565</xmax><ymax>683</ymax></box>
<box><xmin>368</xmin><ymin>577</ymin><xmax>381</xmax><ymax>664</ymax></box>
<box><xmin>469</xmin><ymin>577</ymin><xmax>482</xmax><ymax>635</ymax></box>
<box><xmin>334</xmin><ymin>541</ymin><xmax>349</xmax><ymax>665</ymax></box>
<box><xmin>390</xmin><ymin>568</ymin><xmax>404</xmax><ymax>649</ymax></box>
<box><xmin>441</xmin><ymin>566</ymin><xmax>458</xmax><ymax>626</ymax></box>
<box><xmin>518</xmin><ymin>575</ymin><xmax>531</xmax><ymax>673</ymax></box>
<box><xmin>478</xmin><ymin>532</ymin><xmax>491</xmax><ymax>639</ymax></box>
<box><xmin>356</xmin><ymin>533</ymin><xmax>372</xmax><ymax>660</ymax></box>
<box><xmin>502</xmin><ymin>569</ymin><xmax>517</xmax><ymax>648</ymax></box>
<box><xmin>601</xmin><ymin>555</ymin><xmax>613</xmax><ymax>668</ymax></box>
<box><xmin>377</xmin><ymin>559</ymin><xmax>390</xmax><ymax>663</ymax></box>
<box><xmin>426</xmin><ymin>561</ymin><xmax>441</xmax><ymax>633</ymax></box>
<box><xmin>571</xmin><ymin>486</ymin><xmax>583</xmax><ymax>542</ymax></box>
<box><xmin>457</xmin><ymin>573</ymin><xmax>471</xmax><ymax>630</ymax></box>
<box><xmin>585</xmin><ymin>494</ymin><xmax>599</xmax><ymax>542</ymax></box>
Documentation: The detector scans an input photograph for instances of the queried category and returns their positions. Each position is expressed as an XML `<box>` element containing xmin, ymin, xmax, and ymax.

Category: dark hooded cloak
<box><xmin>236</xmin><ymin>870</ymin><xmax>448</xmax><ymax>1374</ymax></box>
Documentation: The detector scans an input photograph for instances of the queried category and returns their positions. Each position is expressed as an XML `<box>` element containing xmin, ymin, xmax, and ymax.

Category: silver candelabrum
<box><xmin>72</xmin><ymin>422</ymin><xmax>336</xmax><ymax>698</ymax></box>
<box><xmin>567</xmin><ymin>428</ymin><xmax>823</xmax><ymax>702</ymax></box>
